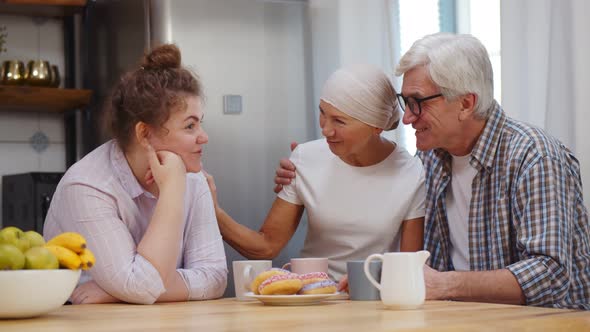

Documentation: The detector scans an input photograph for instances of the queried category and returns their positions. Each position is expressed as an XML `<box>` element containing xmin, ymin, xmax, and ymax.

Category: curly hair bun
<box><xmin>141</xmin><ymin>44</ymin><xmax>181</xmax><ymax>70</ymax></box>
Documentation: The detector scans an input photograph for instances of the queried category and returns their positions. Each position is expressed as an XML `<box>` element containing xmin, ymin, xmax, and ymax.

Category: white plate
<box><xmin>244</xmin><ymin>292</ymin><xmax>341</xmax><ymax>306</ymax></box>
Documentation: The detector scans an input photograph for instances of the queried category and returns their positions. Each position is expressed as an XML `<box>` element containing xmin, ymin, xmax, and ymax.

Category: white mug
<box><xmin>232</xmin><ymin>260</ymin><xmax>272</xmax><ymax>301</ymax></box>
<box><xmin>364</xmin><ymin>251</ymin><xmax>430</xmax><ymax>309</ymax></box>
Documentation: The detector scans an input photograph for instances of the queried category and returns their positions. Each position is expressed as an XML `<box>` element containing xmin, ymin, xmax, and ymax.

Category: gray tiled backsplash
<box><xmin>38</xmin><ymin>113</ymin><xmax>66</xmax><ymax>143</ymax></box>
<box><xmin>0</xmin><ymin>112</ymin><xmax>40</xmax><ymax>141</ymax></box>
<box><xmin>39</xmin><ymin>143</ymin><xmax>66</xmax><ymax>172</ymax></box>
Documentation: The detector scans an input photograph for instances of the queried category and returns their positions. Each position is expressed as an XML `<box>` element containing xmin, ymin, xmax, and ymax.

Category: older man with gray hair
<box><xmin>275</xmin><ymin>33</ymin><xmax>590</xmax><ymax>309</ymax></box>
<box><xmin>395</xmin><ymin>32</ymin><xmax>589</xmax><ymax>309</ymax></box>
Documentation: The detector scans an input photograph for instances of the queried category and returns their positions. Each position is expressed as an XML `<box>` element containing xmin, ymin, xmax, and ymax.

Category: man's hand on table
<box><xmin>424</xmin><ymin>264</ymin><xmax>453</xmax><ymax>300</ymax></box>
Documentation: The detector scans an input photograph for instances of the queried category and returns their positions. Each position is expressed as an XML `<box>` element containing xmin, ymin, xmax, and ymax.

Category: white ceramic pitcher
<box><xmin>364</xmin><ymin>251</ymin><xmax>430</xmax><ymax>309</ymax></box>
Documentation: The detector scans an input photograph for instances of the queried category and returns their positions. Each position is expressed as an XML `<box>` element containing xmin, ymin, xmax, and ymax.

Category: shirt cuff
<box><xmin>506</xmin><ymin>256</ymin><xmax>562</xmax><ymax>306</ymax></box>
<box><xmin>177</xmin><ymin>266</ymin><xmax>227</xmax><ymax>301</ymax></box>
<box><xmin>131</xmin><ymin>254</ymin><xmax>166</xmax><ymax>303</ymax></box>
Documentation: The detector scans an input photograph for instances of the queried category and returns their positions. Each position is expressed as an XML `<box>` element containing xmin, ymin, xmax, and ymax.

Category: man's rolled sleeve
<box><xmin>511</xmin><ymin>156</ymin><xmax>571</xmax><ymax>306</ymax></box>
<box><xmin>507</xmin><ymin>257</ymin><xmax>567</xmax><ymax>306</ymax></box>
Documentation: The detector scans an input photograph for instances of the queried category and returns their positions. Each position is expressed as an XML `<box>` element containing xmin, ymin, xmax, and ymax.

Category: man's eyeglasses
<box><xmin>396</xmin><ymin>93</ymin><xmax>443</xmax><ymax>117</ymax></box>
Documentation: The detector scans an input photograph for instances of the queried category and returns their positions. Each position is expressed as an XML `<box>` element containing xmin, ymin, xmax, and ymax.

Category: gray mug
<box><xmin>347</xmin><ymin>260</ymin><xmax>381</xmax><ymax>301</ymax></box>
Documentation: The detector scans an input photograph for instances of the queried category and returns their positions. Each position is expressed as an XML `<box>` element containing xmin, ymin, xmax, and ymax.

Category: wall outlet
<box><xmin>223</xmin><ymin>95</ymin><xmax>243</xmax><ymax>114</ymax></box>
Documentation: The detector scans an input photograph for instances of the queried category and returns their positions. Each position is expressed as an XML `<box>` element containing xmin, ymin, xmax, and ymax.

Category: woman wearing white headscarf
<box><xmin>206</xmin><ymin>64</ymin><xmax>425</xmax><ymax>283</ymax></box>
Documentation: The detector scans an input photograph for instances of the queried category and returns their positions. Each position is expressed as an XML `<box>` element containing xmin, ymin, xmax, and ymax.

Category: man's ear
<box><xmin>373</xmin><ymin>127</ymin><xmax>384</xmax><ymax>136</ymax></box>
<box><xmin>134</xmin><ymin>122</ymin><xmax>151</xmax><ymax>148</ymax></box>
<box><xmin>458</xmin><ymin>93</ymin><xmax>478</xmax><ymax>121</ymax></box>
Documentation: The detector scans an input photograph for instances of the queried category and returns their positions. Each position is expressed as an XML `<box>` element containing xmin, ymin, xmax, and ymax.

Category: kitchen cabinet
<box><xmin>0</xmin><ymin>0</ymin><xmax>90</xmax><ymax>166</ymax></box>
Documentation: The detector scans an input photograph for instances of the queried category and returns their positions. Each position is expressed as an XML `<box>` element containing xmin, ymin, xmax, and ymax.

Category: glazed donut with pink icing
<box><xmin>298</xmin><ymin>272</ymin><xmax>331</xmax><ymax>285</ymax></box>
<box><xmin>298</xmin><ymin>280</ymin><xmax>337</xmax><ymax>295</ymax></box>
<box><xmin>258</xmin><ymin>273</ymin><xmax>303</xmax><ymax>295</ymax></box>
<box><xmin>250</xmin><ymin>268</ymin><xmax>290</xmax><ymax>295</ymax></box>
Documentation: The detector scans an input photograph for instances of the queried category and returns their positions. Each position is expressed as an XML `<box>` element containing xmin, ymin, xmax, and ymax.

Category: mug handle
<box><xmin>281</xmin><ymin>262</ymin><xmax>291</xmax><ymax>271</ymax></box>
<box><xmin>243</xmin><ymin>265</ymin><xmax>253</xmax><ymax>291</ymax></box>
<box><xmin>364</xmin><ymin>254</ymin><xmax>383</xmax><ymax>291</ymax></box>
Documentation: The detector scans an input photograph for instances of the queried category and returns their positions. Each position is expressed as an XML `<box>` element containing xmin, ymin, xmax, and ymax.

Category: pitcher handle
<box><xmin>364</xmin><ymin>254</ymin><xmax>383</xmax><ymax>291</ymax></box>
<box><xmin>281</xmin><ymin>262</ymin><xmax>291</xmax><ymax>271</ymax></box>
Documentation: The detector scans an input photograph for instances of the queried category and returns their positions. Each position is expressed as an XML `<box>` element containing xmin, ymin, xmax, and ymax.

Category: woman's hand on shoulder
<box><xmin>146</xmin><ymin>145</ymin><xmax>186</xmax><ymax>192</ymax></box>
<box><xmin>273</xmin><ymin>141</ymin><xmax>299</xmax><ymax>193</ymax></box>
<box><xmin>202</xmin><ymin>170</ymin><xmax>219</xmax><ymax>210</ymax></box>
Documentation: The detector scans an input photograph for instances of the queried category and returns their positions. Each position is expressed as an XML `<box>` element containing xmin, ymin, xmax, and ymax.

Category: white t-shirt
<box><xmin>278</xmin><ymin>139</ymin><xmax>426</xmax><ymax>280</ymax></box>
<box><xmin>445</xmin><ymin>154</ymin><xmax>477</xmax><ymax>271</ymax></box>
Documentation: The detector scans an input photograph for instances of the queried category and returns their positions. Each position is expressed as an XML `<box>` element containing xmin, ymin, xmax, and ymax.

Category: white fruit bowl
<box><xmin>0</xmin><ymin>269</ymin><xmax>81</xmax><ymax>319</ymax></box>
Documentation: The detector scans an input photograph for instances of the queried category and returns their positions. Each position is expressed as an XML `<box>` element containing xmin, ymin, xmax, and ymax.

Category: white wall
<box><xmin>0</xmin><ymin>15</ymin><xmax>66</xmax><ymax>227</ymax></box>
<box><xmin>159</xmin><ymin>0</ymin><xmax>315</xmax><ymax>297</ymax></box>
<box><xmin>308</xmin><ymin>0</ymin><xmax>340</xmax><ymax>136</ymax></box>
<box><xmin>308</xmin><ymin>0</ymin><xmax>397</xmax><ymax>140</ymax></box>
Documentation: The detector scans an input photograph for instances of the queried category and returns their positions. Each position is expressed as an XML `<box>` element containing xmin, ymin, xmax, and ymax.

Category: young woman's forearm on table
<box><xmin>400</xmin><ymin>217</ymin><xmax>425</xmax><ymax>252</ymax></box>
<box><xmin>215</xmin><ymin>198</ymin><xmax>304</xmax><ymax>259</ymax></box>
<box><xmin>87</xmin><ymin>270</ymin><xmax>189</xmax><ymax>303</ymax></box>
<box><xmin>137</xmin><ymin>186</ymin><xmax>186</xmax><ymax>284</ymax></box>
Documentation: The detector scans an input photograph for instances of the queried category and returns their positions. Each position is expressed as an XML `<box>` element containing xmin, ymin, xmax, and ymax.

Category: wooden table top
<box><xmin>1</xmin><ymin>298</ymin><xmax>589</xmax><ymax>331</ymax></box>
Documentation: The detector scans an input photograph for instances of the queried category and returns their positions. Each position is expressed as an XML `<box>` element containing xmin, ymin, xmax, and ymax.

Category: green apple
<box><xmin>24</xmin><ymin>247</ymin><xmax>59</xmax><ymax>270</ymax></box>
<box><xmin>0</xmin><ymin>243</ymin><xmax>26</xmax><ymax>270</ymax></box>
<box><xmin>23</xmin><ymin>230</ymin><xmax>46</xmax><ymax>248</ymax></box>
<box><xmin>0</xmin><ymin>226</ymin><xmax>30</xmax><ymax>252</ymax></box>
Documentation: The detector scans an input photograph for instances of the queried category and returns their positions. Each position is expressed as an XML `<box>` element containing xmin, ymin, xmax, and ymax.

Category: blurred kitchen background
<box><xmin>1</xmin><ymin>0</ymin><xmax>589</xmax><ymax>297</ymax></box>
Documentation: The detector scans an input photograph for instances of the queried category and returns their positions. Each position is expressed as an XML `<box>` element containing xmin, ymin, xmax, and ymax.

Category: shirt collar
<box><xmin>110</xmin><ymin>140</ymin><xmax>149</xmax><ymax>199</ymax></box>
<box><xmin>470</xmin><ymin>101</ymin><xmax>506</xmax><ymax>171</ymax></box>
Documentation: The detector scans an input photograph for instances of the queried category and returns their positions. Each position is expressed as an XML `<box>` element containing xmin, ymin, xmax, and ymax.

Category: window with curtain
<box><xmin>390</xmin><ymin>0</ymin><xmax>501</xmax><ymax>155</ymax></box>
<box><xmin>465</xmin><ymin>0</ymin><xmax>501</xmax><ymax>104</ymax></box>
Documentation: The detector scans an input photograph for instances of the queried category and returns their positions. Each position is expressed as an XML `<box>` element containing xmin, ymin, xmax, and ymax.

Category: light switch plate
<box><xmin>223</xmin><ymin>95</ymin><xmax>243</xmax><ymax>114</ymax></box>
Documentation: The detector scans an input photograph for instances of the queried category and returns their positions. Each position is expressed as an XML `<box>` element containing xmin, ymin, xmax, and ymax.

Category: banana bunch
<box><xmin>45</xmin><ymin>232</ymin><xmax>96</xmax><ymax>271</ymax></box>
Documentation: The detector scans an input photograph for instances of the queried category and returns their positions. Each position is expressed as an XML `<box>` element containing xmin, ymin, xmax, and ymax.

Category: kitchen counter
<box><xmin>1</xmin><ymin>298</ymin><xmax>588</xmax><ymax>331</ymax></box>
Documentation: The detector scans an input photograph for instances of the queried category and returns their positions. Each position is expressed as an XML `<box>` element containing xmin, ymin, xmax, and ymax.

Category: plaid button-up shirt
<box><xmin>419</xmin><ymin>101</ymin><xmax>590</xmax><ymax>309</ymax></box>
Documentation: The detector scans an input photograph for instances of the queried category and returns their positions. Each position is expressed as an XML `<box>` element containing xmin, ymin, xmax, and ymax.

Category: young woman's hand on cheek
<box><xmin>146</xmin><ymin>144</ymin><xmax>187</xmax><ymax>193</ymax></box>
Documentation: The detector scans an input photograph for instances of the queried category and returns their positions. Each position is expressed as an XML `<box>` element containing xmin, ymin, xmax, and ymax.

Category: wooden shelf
<box><xmin>0</xmin><ymin>0</ymin><xmax>86</xmax><ymax>17</ymax></box>
<box><xmin>0</xmin><ymin>85</ymin><xmax>91</xmax><ymax>113</ymax></box>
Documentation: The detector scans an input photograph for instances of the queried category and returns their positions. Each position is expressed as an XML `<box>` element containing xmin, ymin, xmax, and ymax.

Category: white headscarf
<box><xmin>321</xmin><ymin>64</ymin><xmax>401</xmax><ymax>130</ymax></box>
